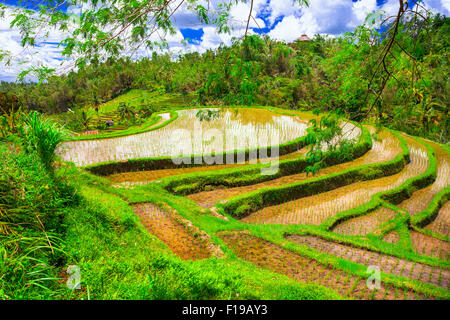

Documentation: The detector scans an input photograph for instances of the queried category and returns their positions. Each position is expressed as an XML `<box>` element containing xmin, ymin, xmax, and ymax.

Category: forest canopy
<box><xmin>1</xmin><ymin>6</ymin><xmax>448</xmax><ymax>143</ymax></box>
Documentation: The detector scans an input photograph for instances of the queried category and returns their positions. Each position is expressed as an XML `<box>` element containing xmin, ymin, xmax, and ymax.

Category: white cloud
<box><xmin>422</xmin><ymin>0</ymin><xmax>450</xmax><ymax>16</ymax></box>
<box><xmin>1</xmin><ymin>0</ymin><xmax>449</xmax><ymax>82</ymax></box>
<box><xmin>352</xmin><ymin>0</ymin><xmax>378</xmax><ymax>22</ymax></box>
<box><xmin>268</xmin><ymin>15</ymin><xmax>306</xmax><ymax>42</ymax></box>
<box><xmin>0</xmin><ymin>6</ymin><xmax>73</xmax><ymax>82</ymax></box>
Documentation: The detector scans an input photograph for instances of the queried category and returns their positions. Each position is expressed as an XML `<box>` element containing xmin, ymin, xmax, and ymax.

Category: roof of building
<box><xmin>298</xmin><ymin>34</ymin><xmax>311</xmax><ymax>41</ymax></box>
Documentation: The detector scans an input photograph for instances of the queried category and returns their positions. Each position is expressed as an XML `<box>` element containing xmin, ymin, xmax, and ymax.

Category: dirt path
<box><xmin>188</xmin><ymin>127</ymin><xmax>399</xmax><ymax>208</ymax></box>
<box><xmin>287</xmin><ymin>234</ymin><xmax>449</xmax><ymax>290</ymax></box>
<box><xmin>132</xmin><ymin>203</ymin><xmax>214</xmax><ymax>260</ymax></box>
<box><xmin>218</xmin><ymin>230</ymin><xmax>428</xmax><ymax>300</ymax></box>
<box><xmin>242</xmin><ymin>134</ymin><xmax>428</xmax><ymax>226</ymax></box>
<box><xmin>397</xmin><ymin>141</ymin><xmax>449</xmax><ymax>215</ymax></box>
<box><xmin>425</xmin><ymin>201</ymin><xmax>450</xmax><ymax>238</ymax></box>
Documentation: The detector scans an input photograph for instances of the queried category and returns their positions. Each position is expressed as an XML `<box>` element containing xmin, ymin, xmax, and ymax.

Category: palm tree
<box><xmin>74</xmin><ymin>109</ymin><xmax>93</xmax><ymax>131</ymax></box>
<box><xmin>118</xmin><ymin>102</ymin><xmax>136</xmax><ymax>122</ymax></box>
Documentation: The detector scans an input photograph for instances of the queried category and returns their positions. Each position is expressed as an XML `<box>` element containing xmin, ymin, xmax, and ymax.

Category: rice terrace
<box><xmin>0</xmin><ymin>0</ymin><xmax>449</xmax><ymax>308</ymax></box>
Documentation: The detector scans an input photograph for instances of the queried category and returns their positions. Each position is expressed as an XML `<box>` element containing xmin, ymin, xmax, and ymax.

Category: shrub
<box><xmin>19</xmin><ymin>111</ymin><xmax>65</xmax><ymax>174</ymax></box>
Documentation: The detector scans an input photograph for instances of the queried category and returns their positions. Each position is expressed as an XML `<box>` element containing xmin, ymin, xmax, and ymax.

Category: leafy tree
<box><xmin>73</xmin><ymin>109</ymin><xmax>93</xmax><ymax>131</ymax></box>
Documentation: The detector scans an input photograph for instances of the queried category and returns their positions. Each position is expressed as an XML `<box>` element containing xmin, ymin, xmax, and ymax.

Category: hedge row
<box><xmin>220</xmin><ymin>129</ymin><xmax>411</xmax><ymax>219</ymax></box>
<box><xmin>86</xmin><ymin>131</ymin><xmax>308</xmax><ymax>176</ymax></box>
<box><xmin>161</xmin><ymin>122</ymin><xmax>372</xmax><ymax>195</ymax></box>
<box><xmin>84</xmin><ymin>107</ymin><xmax>315</xmax><ymax>175</ymax></box>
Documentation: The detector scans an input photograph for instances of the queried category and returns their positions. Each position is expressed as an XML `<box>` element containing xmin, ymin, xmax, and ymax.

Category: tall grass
<box><xmin>0</xmin><ymin>113</ymin><xmax>75</xmax><ymax>299</ymax></box>
<box><xmin>21</xmin><ymin>111</ymin><xmax>65</xmax><ymax>173</ymax></box>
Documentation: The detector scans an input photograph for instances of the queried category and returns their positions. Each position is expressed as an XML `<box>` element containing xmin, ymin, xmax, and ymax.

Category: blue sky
<box><xmin>1</xmin><ymin>0</ymin><xmax>449</xmax><ymax>82</ymax></box>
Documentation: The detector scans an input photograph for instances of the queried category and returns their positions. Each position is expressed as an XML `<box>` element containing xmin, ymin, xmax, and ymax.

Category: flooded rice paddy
<box><xmin>107</xmin><ymin>148</ymin><xmax>308</xmax><ymax>186</ymax></box>
<box><xmin>397</xmin><ymin>141</ymin><xmax>449</xmax><ymax>215</ymax></box>
<box><xmin>58</xmin><ymin>108</ymin><xmax>309</xmax><ymax>166</ymax></box>
<box><xmin>332</xmin><ymin>206</ymin><xmax>398</xmax><ymax>235</ymax></box>
<box><xmin>287</xmin><ymin>234</ymin><xmax>449</xmax><ymax>289</ymax></box>
<box><xmin>241</xmin><ymin>131</ymin><xmax>426</xmax><ymax>226</ymax></box>
<box><xmin>187</xmin><ymin>126</ymin><xmax>398</xmax><ymax>208</ymax></box>
<box><xmin>425</xmin><ymin>201</ymin><xmax>449</xmax><ymax>238</ymax></box>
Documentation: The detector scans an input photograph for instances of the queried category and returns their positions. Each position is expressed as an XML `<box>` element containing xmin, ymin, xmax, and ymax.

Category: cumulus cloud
<box><xmin>0</xmin><ymin>6</ymin><xmax>74</xmax><ymax>82</ymax></box>
<box><xmin>422</xmin><ymin>0</ymin><xmax>450</xmax><ymax>16</ymax></box>
<box><xmin>1</xmin><ymin>0</ymin><xmax>449</xmax><ymax>81</ymax></box>
<box><xmin>268</xmin><ymin>0</ymin><xmax>379</xmax><ymax>40</ymax></box>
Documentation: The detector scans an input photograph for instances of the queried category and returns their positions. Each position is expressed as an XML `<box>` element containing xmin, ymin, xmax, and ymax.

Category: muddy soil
<box><xmin>132</xmin><ymin>202</ymin><xmax>213</xmax><ymax>260</ymax></box>
<box><xmin>383</xmin><ymin>231</ymin><xmax>400</xmax><ymax>244</ymax></box>
<box><xmin>218</xmin><ymin>230</ymin><xmax>428</xmax><ymax>300</ymax></box>
<box><xmin>59</xmin><ymin>108</ymin><xmax>309</xmax><ymax>166</ymax></box>
<box><xmin>410</xmin><ymin>230</ymin><xmax>449</xmax><ymax>261</ymax></box>
<box><xmin>287</xmin><ymin>234</ymin><xmax>449</xmax><ymax>289</ymax></box>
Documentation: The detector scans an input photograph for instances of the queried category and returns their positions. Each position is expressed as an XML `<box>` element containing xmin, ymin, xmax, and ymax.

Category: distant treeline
<box><xmin>1</xmin><ymin>14</ymin><xmax>448</xmax><ymax>143</ymax></box>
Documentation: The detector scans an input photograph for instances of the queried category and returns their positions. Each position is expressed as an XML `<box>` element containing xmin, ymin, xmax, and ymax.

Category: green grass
<box><xmin>3</xmin><ymin>92</ymin><xmax>448</xmax><ymax>300</ymax></box>
<box><xmin>60</xmin><ymin>180</ymin><xmax>341</xmax><ymax>300</ymax></box>
<box><xmin>75</xmin><ymin>168</ymin><xmax>449</xmax><ymax>300</ymax></box>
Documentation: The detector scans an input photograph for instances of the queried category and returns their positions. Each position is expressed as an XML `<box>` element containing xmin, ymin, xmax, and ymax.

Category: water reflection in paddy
<box><xmin>242</xmin><ymin>133</ymin><xmax>428</xmax><ymax>226</ymax></box>
<box><xmin>57</xmin><ymin>108</ymin><xmax>309</xmax><ymax>166</ymax></box>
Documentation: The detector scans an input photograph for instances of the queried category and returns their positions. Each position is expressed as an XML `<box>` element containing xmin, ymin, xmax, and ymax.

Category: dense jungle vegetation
<box><xmin>1</xmin><ymin>13</ymin><xmax>448</xmax><ymax>143</ymax></box>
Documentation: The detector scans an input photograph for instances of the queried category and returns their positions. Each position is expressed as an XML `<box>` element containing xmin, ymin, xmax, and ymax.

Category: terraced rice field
<box><xmin>58</xmin><ymin>108</ymin><xmax>309</xmax><ymax>166</ymax></box>
<box><xmin>107</xmin><ymin>148</ymin><xmax>308</xmax><ymax>186</ymax></box>
<box><xmin>132</xmin><ymin>202</ymin><xmax>214</xmax><ymax>260</ymax></box>
<box><xmin>425</xmin><ymin>201</ymin><xmax>450</xmax><ymax>237</ymax></box>
<box><xmin>287</xmin><ymin>234</ymin><xmax>449</xmax><ymax>289</ymax></box>
<box><xmin>187</xmin><ymin>126</ymin><xmax>395</xmax><ymax>208</ymax></box>
<box><xmin>78</xmin><ymin>106</ymin><xmax>449</xmax><ymax>300</ymax></box>
<box><xmin>219</xmin><ymin>231</ymin><xmax>429</xmax><ymax>300</ymax></box>
<box><xmin>241</xmin><ymin>133</ymin><xmax>427</xmax><ymax>226</ymax></box>
<box><xmin>332</xmin><ymin>206</ymin><xmax>398</xmax><ymax>235</ymax></box>
<box><xmin>410</xmin><ymin>231</ymin><xmax>449</xmax><ymax>260</ymax></box>
<box><xmin>397</xmin><ymin>141</ymin><xmax>449</xmax><ymax>215</ymax></box>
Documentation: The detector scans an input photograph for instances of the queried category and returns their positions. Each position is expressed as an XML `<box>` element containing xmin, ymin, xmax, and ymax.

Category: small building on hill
<box><xmin>298</xmin><ymin>34</ymin><xmax>311</xmax><ymax>41</ymax></box>
<box><xmin>288</xmin><ymin>34</ymin><xmax>312</xmax><ymax>49</ymax></box>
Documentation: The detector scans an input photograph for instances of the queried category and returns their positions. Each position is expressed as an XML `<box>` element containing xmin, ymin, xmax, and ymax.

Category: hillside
<box><xmin>0</xmin><ymin>3</ymin><xmax>449</xmax><ymax>304</ymax></box>
<box><xmin>2</xmin><ymin>100</ymin><xmax>448</xmax><ymax>300</ymax></box>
